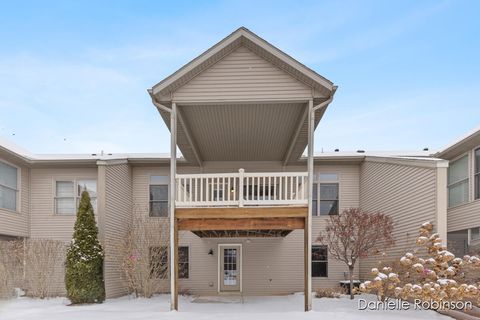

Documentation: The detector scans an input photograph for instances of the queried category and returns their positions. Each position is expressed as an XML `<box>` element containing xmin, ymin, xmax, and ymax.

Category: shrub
<box><xmin>360</xmin><ymin>221</ymin><xmax>480</xmax><ymax>307</ymax></box>
<box><xmin>65</xmin><ymin>191</ymin><xmax>105</xmax><ymax>304</ymax></box>
<box><xmin>116</xmin><ymin>207</ymin><xmax>170</xmax><ymax>298</ymax></box>
<box><xmin>315</xmin><ymin>287</ymin><xmax>343</xmax><ymax>298</ymax></box>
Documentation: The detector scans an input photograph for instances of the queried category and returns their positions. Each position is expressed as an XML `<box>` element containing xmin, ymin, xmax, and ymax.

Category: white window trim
<box><xmin>469</xmin><ymin>227</ymin><xmax>480</xmax><ymax>244</ymax></box>
<box><xmin>0</xmin><ymin>159</ymin><xmax>21</xmax><ymax>213</ymax></box>
<box><xmin>149</xmin><ymin>174</ymin><xmax>169</xmax><ymax>217</ymax></box>
<box><xmin>447</xmin><ymin>153</ymin><xmax>470</xmax><ymax>208</ymax></box>
<box><xmin>53</xmin><ymin>178</ymin><xmax>97</xmax><ymax>215</ymax></box>
<box><xmin>474</xmin><ymin>147</ymin><xmax>480</xmax><ymax>201</ymax></box>
<box><xmin>316</xmin><ymin>172</ymin><xmax>340</xmax><ymax>216</ymax></box>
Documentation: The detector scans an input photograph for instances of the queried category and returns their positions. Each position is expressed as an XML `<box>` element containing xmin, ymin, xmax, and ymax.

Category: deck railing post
<box><xmin>239</xmin><ymin>168</ymin><xmax>245</xmax><ymax>207</ymax></box>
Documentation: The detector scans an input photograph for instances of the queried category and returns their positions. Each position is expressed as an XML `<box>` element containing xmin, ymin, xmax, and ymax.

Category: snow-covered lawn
<box><xmin>0</xmin><ymin>293</ymin><xmax>449</xmax><ymax>320</ymax></box>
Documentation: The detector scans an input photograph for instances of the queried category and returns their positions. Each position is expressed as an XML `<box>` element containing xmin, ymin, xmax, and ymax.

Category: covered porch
<box><xmin>148</xmin><ymin>27</ymin><xmax>337</xmax><ymax>311</ymax></box>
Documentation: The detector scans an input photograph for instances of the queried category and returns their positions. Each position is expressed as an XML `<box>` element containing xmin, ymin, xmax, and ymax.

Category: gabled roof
<box><xmin>150</xmin><ymin>27</ymin><xmax>334</xmax><ymax>101</ymax></box>
<box><xmin>436</xmin><ymin>126</ymin><xmax>480</xmax><ymax>159</ymax></box>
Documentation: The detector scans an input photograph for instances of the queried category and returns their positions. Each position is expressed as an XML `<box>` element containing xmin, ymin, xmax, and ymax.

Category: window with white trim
<box><xmin>149</xmin><ymin>246</ymin><xmax>189</xmax><ymax>279</ymax></box>
<box><xmin>55</xmin><ymin>180</ymin><xmax>97</xmax><ymax>214</ymax></box>
<box><xmin>475</xmin><ymin>148</ymin><xmax>480</xmax><ymax>200</ymax></box>
<box><xmin>0</xmin><ymin>161</ymin><xmax>18</xmax><ymax>211</ymax></box>
<box><xmin>471</xmin><ymin>227</ymin><xmax>480</xmax><ymax>242</ymax></box>
<box><xmin>150</xmin><ymin>176</ymin><xmax>169</xmax><ymax>217</ymax></box>
<box><xmin>448</xmin><ymin>155</ymin><xmax>469</xmax><ymax>207</ymax></box>
<box><xmin>319</xmin><ymin>173</ymin><xmax>339</xmax><ymax>215</ymax></box>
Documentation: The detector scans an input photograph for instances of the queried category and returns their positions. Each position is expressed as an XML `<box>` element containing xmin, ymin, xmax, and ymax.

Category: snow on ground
<box><xmin>0</xmin><ymin>293</ymin><xmax>450</xmax><ymax>320</ymax></box>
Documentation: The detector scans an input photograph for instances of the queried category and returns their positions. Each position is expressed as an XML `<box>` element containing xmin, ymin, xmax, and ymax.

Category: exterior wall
<box><xmin>358</xmin><ymin>158</ymin><xmax>446</xmax><ymax>280</ymax></box>
<box><xmin>173</xmin><ymin>46</ymin><xmax>312</xmax><ymax>103</ymax></box>
<box><xmin>0</xmin><ymin>156</ymin><xmax>29</xmax><ymax>238</ymax></box>
<box><xmin>130</xmin><ymin>163</ymin><xmax>360</xmax><ymax>295</ymax></box>
<box><xmin>29</xmin><ymin>166</ymin><xmax>98</xmax><ymax>295</ymax></box>
<box><xmin>98</xmin><ymin>161</ymin><xmax>133</xmax><ymax>298</ymax></box>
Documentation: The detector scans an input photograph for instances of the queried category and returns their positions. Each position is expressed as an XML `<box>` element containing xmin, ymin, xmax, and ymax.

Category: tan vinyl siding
<box><xmin>101</xmin><ymin>162</ymin><xmax>133</xmax><ymax>298</ymax></box>
<box><xmin>29</xmin><ymin>167</ymin><xmax>97</xmax><ymax>296</ymax></box>
<box><xmin>0</xmin><ymin>158</ymin><xmax>29</xmax><ymax>237</ymax></box>
<box><xmin>448</xmin><ymin>200</ymin><xmax>480</xmax><ymax>232</ymax></box>
<box><xmin>132</xmin><ymin>163</ymin><xmax>360</xmax><ymax>295</ymax></box>
<box><xmin>173</xmin><ymin>46</ymin><xmax>313</xmax><ymax>102</ymax></box>
<box><xmin>358</xmin><ymin>160</ymin><xmax>439</xmax><ymax>280</ymax></box>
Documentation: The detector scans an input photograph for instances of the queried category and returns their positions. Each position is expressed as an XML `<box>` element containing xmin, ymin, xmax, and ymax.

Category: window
<box><xmin>475</xmin><ymin>149</ymin><xmax>480</xmax><ymax>200</ymax></box>
<box><xmin>0</xmin><ymin>161</ymin><xmax>18</xmax><ymax>211</ymax></box>
<box><xmin>150</xmin><ymin>176</ymin><xmax>169</xmax><ymax>217</ymax></box>
<box><xmin>448</xmin><ymin>155</ymin><xmax>469</xmax><ymax>207</ymax></box>
<box><xmin>312</xmin><ymin>245</ymin><xmax>328</xmax><ymax>277</ymax></box>
<box><xmin>319</xmin><ymin>173</ymin><xmax>339</xmax><ymax>215</ymax></box>
<box><xmin>312</xmin><ymin>183</ymin><xmax>318</xmax><ymax>216</ymax></box>
<box><xmin>149</xmin><ymin>246</ymin><xmax>189</xmax><ymax>279</ymax></box>
<box><xmin>55</xmin><ymin>180</ymin><xmax>97</xmax><ymax>214</ymax></box>
<box><xmin>471</xmin><ymin>227</ymin><xmax>480</xmax><ymax>242</ymax></box>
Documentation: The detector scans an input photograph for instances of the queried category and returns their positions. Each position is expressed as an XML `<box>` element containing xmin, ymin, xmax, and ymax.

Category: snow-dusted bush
<box><xmin>360</xmin><ymin>222</ymin><xmax>480</xmax><ymax>307</ymax></box>
<box><xmin>315</xmin><ymin>287</ymin><xmax>343</xmax><ymax>298</ymax></box>
<box><xmin>116</xmin><ymin>207</ymin><xmax>170</xmax><ymax>298</ymax></box>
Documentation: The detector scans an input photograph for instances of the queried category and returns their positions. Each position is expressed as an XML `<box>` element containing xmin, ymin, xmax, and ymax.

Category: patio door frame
<box><xmin>218</xmin><ymin>244</ymin><xmax>243</xmax><ymax>293</ymax></box>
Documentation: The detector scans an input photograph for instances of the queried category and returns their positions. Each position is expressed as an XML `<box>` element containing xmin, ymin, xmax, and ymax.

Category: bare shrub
<box><xmin>117</xmin><ymin>205</ymin><xmax>170</xmax><ymax>298</ymax></box>
<box><xmin>23</xmin><ymin>239</ymin><xmax>66</xmax><ymax>299</ymax></box>
<box><xmin>315</xmin><ymin>287</ymin><xmax>344</xmax><ymax>298</ymax></box>
<box><xmin>0</xmin><ymin>240</ymin><xmax>24</xmax><ymax>298</ymax></box>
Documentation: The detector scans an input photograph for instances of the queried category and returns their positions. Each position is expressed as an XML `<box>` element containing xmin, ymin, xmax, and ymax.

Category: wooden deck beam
<box><xmin>178</xmin><ymin>217</ymin><xmax>305</xmax><ymax>231</ymax></box>
<box><xmin>175</xmin><ymin>206</ymin><xmax>307</xmax><ymax>220</ymax></box>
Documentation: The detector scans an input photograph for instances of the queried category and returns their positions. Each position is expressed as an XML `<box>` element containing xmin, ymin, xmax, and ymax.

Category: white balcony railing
<box><xmin>175</xmin><ymin>169</ymin><xmax>308</xmax><ymax>208</ymax></box>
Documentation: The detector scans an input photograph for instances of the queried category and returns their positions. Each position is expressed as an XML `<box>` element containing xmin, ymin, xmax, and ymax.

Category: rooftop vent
<box><xmin>334</xmin><ymin>149</ymin><xmax>339</xmax><ymax>152</ymax></box>
<box><xmin>423</xmin><ymin>147</ymin><xmax>429</xmax><ymax>151</ymax></box>
<box><xmin>357</xmin><ymin>150</ymin><xmax>365</xmax><ymax>153</ymax></box>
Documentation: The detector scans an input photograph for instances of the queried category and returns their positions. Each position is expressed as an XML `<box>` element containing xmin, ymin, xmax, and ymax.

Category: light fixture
<box><xmin>208</xmin><ymin>249</ymin><xmax>214</xmax><ymax>255</ymax></box>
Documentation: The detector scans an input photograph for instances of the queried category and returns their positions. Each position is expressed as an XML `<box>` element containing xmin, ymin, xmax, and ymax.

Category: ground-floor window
<box><xmin>149</xmin><ymin>246</ymin><xmax>189</xmax><ymax>279</ymax></box>
<box><xmin>471</xmin><ymin>227</ymin><xmax>480</xmax><ymax>242</ymax></box>
<box><xmin>312</xmin><ymin>245</ymin><xmax>328</xmax><ymax>277</ymax></box>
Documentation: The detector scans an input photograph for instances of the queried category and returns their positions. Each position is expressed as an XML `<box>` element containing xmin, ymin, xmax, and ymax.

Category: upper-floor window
<box><xmin>150</xmin><ymin>176</ymin><xmax>169</xmax><ymax>217</ymax></box>
<box><xmin>0</xmin><ymin>161</ymin><xmax>18</xmax><ymax>211</ymax></box>
<box><xmin>55</xmin><ymin>179</ymin><xmax>97</xmax><ymax>214</ymax></box>
<box><xmin>448</xmin><ymin>155</ymin><xmax>469</xmax><ymax>207</ymax></box>
<box><xmin>313</xmin><ymin>173</ymin><xmax>339</xmax><ymax>216</ymax></box>
<box><xmin>475</xmin><ymin>148</ymin><xmax>480</xmax><ymax>200</ymax></box>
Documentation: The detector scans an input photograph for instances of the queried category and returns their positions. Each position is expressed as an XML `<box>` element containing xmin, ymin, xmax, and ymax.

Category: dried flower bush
<box><xmin>360</xmin><ymin>222</ymin><xmax>480</xmax><ymax>307</ymax></box>
<box><xmin>315</xmin><ymin>287</ymin><xmax>344</xmax><ymax>299</ymax></box>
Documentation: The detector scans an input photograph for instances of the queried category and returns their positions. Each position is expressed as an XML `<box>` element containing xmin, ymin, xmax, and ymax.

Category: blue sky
<box><xmin>0</xmin><ymin>0</ymin><xmax>479</xmax><ymax>155</ymax></box>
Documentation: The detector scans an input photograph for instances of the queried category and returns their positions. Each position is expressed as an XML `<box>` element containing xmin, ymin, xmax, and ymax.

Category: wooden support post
<box><xmin>170</xmin><ymin>102</ymin><xmax>178</xmax><ymax>311</ymax></box>
<box><xmin>173</xmin><ymin>218</ymin><xmax>179</xmax><ymax>310</ymax></box>
<box><xmin>305</xmin><ymin>99</ymin><xmax>313</xmax><ymax>311</ymax></box>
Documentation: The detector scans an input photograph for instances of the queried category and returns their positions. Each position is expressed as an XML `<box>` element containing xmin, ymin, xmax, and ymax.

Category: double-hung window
<box><xmin>312</xmin><ymin>245</ymin><xmax>328</xmax><ymax>277</ymax></box>
<box><xmin>55</xmin><ymin>180</ymin><xmax>97</xmax><ymax>214</ymax></box>
<box><xmin>150</xmin><ymin>176</ymin><xmax>169</xmax><ymax>217</ymax></box>
<box><xmin>470</xmin><ymin>227</ymin><xmax>480</xmax><ymax>242</ymax></box>
<box><xmin>475</xmin><ymin>149</ymin><xmax>480</xmax><ymax>200</ymax></box>
<box><xmin>448</xmin><ymin>155</ymin><xmax>469</xmax><ymax>207</ymax></box>
<box><xmin>312</xmin><ymin>173</ymin><xmax>339</xmax><ymax>216</ymax></box>
<box><xmin>149</xmin><ymin>246</ymin><xmax>189</xmax><ymax>279</ymax></box>
<box><xmin>0</xmin><ymin>161</ymin><xmax>18</xmax><ymax>211</ymax></box>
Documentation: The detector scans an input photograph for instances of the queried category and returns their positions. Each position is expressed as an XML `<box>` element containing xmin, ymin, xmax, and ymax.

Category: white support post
<box><xmin>170</xmin><ymin>102</ymin><xmax>178</xmax><ymax>311</ymax></box>
<box><xmin>239</xmin><ymin>168</ymin><xmax>245</xmax><ymax>207</ymax></box>
<box><xmin>305</xmin><ymin>99</ymin><xmax>314</xmax><ymax>312</ymax></box>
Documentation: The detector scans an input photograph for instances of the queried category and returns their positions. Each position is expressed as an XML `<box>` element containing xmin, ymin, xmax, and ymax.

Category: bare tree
<box><xmin>317</xmin><ymin>208</ymin><xmax>395</xmax><ymax>299</ymax></box>
<box><xmin>116</xmin><ymin>204</ymin><xmax>171</xmax><ymax>298</ymax></box>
